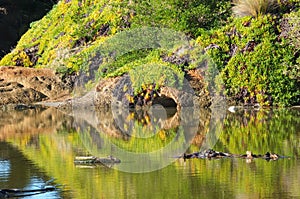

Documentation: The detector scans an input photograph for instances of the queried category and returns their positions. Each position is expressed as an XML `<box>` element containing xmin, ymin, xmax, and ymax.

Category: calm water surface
<box><xmin>0</xmin><ymin>105</ymin><xmax>299</xmax><ymax>198</ymax></box>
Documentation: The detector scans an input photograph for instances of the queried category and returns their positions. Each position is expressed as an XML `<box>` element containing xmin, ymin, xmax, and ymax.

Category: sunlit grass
<box><xmin>232</xmin><ymin>0</ymin><xmax>278</xmax><ymax>17</ymax></box>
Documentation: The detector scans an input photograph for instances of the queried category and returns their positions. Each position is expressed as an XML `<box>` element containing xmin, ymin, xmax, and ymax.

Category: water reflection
<box><xmin>0</xmin><ymin>105</ymin><xmax>299</xmax><ymax>198</ymax></box>
<box><xmin>0</xmin><ymin>142</ymin><xmax>64</xmax><ymax>199</ymax></box>
<box><xmin>0</xmin><ymin>160</ymin><xmax>10</xmax><ymax>182</ymax></box>
<box><xmin>0</xmin><ymin>106</ymin><xmax>73</xmax><ymax>141</ymax></box>
<box><xmin>216</xmin><ymin>107</ymin><xmax>300</xmax><ymax>155</ymax></box>
<box><xmin>70</xmin><ymin>104</ymin><xmax>213</xmax><ymax>172</ymax></box>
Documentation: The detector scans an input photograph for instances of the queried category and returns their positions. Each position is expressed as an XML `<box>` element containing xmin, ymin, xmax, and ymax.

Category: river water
<box><xmin>0</xmin><ymin>105</ymin><xmax>299</xmax><ymax>198</ymax></box>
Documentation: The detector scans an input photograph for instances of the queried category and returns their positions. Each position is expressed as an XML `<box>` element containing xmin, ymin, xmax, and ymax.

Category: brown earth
<box><xmin>0</xmin><ymin>66</ymin><xmax>73</xmax><ymax>105</ymax></box>
<box><xmin>0</xmin><ymin>66</ymin><xmax>212</xmax><ymax>110</ymax></box>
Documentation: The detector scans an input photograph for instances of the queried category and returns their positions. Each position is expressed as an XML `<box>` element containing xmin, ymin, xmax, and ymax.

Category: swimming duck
<box><xmin>241</xmin><ymin>151</ymin><xmax>261</xmax><ymax>159</ymax></box>
<box><xmin>183</xmin><ymin>151</ymin><xmax>200</xmax><ymax>159</ymax></box>
<box><xmin>263</xmin><ymin>152</ymin><xmax>279</xmax><ymax>160</ymax></box>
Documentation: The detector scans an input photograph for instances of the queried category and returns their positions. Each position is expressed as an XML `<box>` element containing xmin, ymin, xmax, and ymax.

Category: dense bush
<box><xmin>0</xmin><ymin>0</ymin><xmax>131</xmax><ymax>69</ymax></box>
<box><xmin>0</xmin><ymin>0</ymin><xmax>230</xmax><ymax>95</ymax></box>
<box><xmin>129</xmin><ymin>0</ymin><xmax>231</xmax><ymax>37</ymax></box>
<box><xmin>0</xmin><ymin>0</ymin><xmax>231</xmax><ymax>69</ymax></box>
<box><xmin>196</xmin><ymin>15</ymin><xmax>300</xmax><ymax>106</ymax></box>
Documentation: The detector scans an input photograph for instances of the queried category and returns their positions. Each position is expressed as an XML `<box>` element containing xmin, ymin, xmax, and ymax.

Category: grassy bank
<box><xmin>0</xmin><ymin>0</ymin><xmax>299</xmax><ymax>106</ymax></box>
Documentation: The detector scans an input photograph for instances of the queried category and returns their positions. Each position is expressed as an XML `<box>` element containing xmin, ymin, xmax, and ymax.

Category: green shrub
<box><xmin>196</xmin><ymin>15</ymin><xmax>300</xmax><ymax>106</ymax></box>
<box><xmin>0</xmin><ymin>0</ymin><xmax>129</xmax><ymax>71</ymax></box>
<box><xmin>1</xmin><ymin>0</ymin><xmax>298</xmax><ymax>106</ymax></box>
<box><xmin>130</xmin><ymin>0</ymin><xmax>232</xmax><ymax>37</ymax></box>
<box><xmin>0</xmin><ymin>0</ymin><xmax>231</xmax><ymax>74</ymax></box>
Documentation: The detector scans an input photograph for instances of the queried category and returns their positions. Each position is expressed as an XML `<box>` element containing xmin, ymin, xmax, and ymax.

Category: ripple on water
<box><xmin>0</xmin><ymin>159</ymin><xmax>10</xmax><ymax>182</ymax></box>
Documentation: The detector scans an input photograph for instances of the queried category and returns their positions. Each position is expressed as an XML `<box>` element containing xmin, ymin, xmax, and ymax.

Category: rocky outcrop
<box><xmin>94</xmin><ymin>68</ymin><xmax>211</xmax><ymax>110</ymax></box>
<box><xmin>0</xmin><ymin>66</ymin><xmax>73</xmax><ymax>105</ymax></box>
<box><xmin>0</xmin><ymin>65</ymin><xmax>211</xmax><ymax>111</ymax></box>
<box><xmin>94</xmin><ymin>76</ymin><xmax>123</xmax><ymax>109</ymax></box>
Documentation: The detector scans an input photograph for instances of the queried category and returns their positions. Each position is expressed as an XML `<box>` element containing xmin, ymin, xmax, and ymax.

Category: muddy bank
<box><xmin>0</xmin><ymin>66</ymin><xmax>213</xmax><ymax>110</ymax></box>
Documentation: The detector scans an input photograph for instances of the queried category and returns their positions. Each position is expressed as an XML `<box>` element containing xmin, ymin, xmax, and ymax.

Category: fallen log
<box><xmin>0</xmin><ymin>186</ymin><xmax>56</xmax><ymax>198</ymax></box>
<box><xmin>74</xmin><ymin>155</ymin><xmax>121</xmax><ymax>165</ymax></box>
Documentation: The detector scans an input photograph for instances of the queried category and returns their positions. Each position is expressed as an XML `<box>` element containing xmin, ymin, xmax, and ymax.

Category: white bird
<box><xmin>228</xmin><ymin>106</ymin><xmax>236</xmax><ymax>113</ymax></box>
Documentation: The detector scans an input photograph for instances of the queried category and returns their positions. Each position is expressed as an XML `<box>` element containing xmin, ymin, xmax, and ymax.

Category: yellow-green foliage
<box><xmin>0</xmin><ymin>0</ymin><xmax>298</xmax><ymax>105</ymax></box>
<box><xmin>196</xmin><ymin>15</ymin><xmax>300</xmax><ymax>106</ymax></box>
<box><xmin>0</xmin><ymin>0</ymin><xmax>231</xmax><ymax>73</ymax></box>
<box><xmin>0</xmin><ymin>0</ymin><xmax>130</xmax><ymax>70</ymax></box>
<box><xmin>102</xmin><ymin>50</ymin><xmax>185</xmax><ymax>94</ymax></box>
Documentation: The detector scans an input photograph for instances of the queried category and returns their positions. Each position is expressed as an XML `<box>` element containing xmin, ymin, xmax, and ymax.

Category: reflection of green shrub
<box><xmin>216</xmin><ymin>109</ymin><xmax>300</xmax><ymax>154</ymax></box>
<box><xmin>110</xmin><ymin>125</ymin><xmax>180</xmax><ymax>153</ymax></box>
<box><xmin>197</xmin><ymin>15</ymin><xmax>300</xmax><ymax>106</ymax></box>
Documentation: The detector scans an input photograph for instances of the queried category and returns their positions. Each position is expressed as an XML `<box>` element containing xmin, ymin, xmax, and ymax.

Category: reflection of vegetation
<box><xmin>108</xmin><ymin>126</ymin><xmax>179</xmax><ymax>153</ymax></box>
<box><xmin>78</xmin><ymin>108</ymin><xmax>186</xmax><ymax>153</ymax></box>
<box><xmin>214</xmin><ymin>108</ymin><xmax>300</xmax><ymax>155</ymax></box>
<box><xmin>4</xmin><ymin>107</ymin><xmax>300</xmax><ymax>198</ymax></box>
<box><xmin>183</xmin><ymin>108</ymin><xmax>300</xmax><ymax>197</ymax></box>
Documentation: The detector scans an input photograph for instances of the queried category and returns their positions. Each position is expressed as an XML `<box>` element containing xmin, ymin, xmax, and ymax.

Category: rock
<box><xmin>14</xmin><ymin>104</ymin><xmax>36</xmax><ymax>110</ymax></box>
<box><xmin>94</xmin><ymin>68</ymin><xmax>211</xmax><ymax>110</ymax></box>
<box><xmin>0</xmin><ymin>66</ymin><xmax>73</xmax><ymax>105</ymax></box>
<box><xmin>94</xmin><ymin>76</ymin><xmax>123</xmax><ymax>108</ymax></box>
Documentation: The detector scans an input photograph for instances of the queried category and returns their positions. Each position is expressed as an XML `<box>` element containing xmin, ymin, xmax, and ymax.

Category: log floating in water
<box><xmin>74</xmin><ymin>156</ymin><xmax>121</xmax><ymax>165</ymax></box>
<box><xmin>0</xmin><ymin>186</ymin><xmax>56</xmax><ymax>198</ymax></box>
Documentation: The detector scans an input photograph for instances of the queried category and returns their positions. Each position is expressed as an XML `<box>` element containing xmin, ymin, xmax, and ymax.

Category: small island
<box><xmin>0</xmin><ymin>0</ymin><xmax>299</xmax><ymax>108</ymax></box>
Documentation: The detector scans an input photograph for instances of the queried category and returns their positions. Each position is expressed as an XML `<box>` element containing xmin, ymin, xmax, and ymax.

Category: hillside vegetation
<box><xmin>0</xmin><ymin>0</ymin><xmax>299</xmax><ymax>106</ymax></box>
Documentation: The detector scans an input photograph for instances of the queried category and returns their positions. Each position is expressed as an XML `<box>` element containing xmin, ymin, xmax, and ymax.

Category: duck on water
<box><xmin>182</xmin><ymin>149</ymin><xmax>285</xmax><ymax>161</ymax></box>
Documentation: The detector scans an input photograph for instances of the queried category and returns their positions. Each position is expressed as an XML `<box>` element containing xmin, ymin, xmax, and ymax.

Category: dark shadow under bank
<box><xmin>0</xmin><ymin>0</ymin><xmax>56</xmax><ymax>58</ymax></box>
